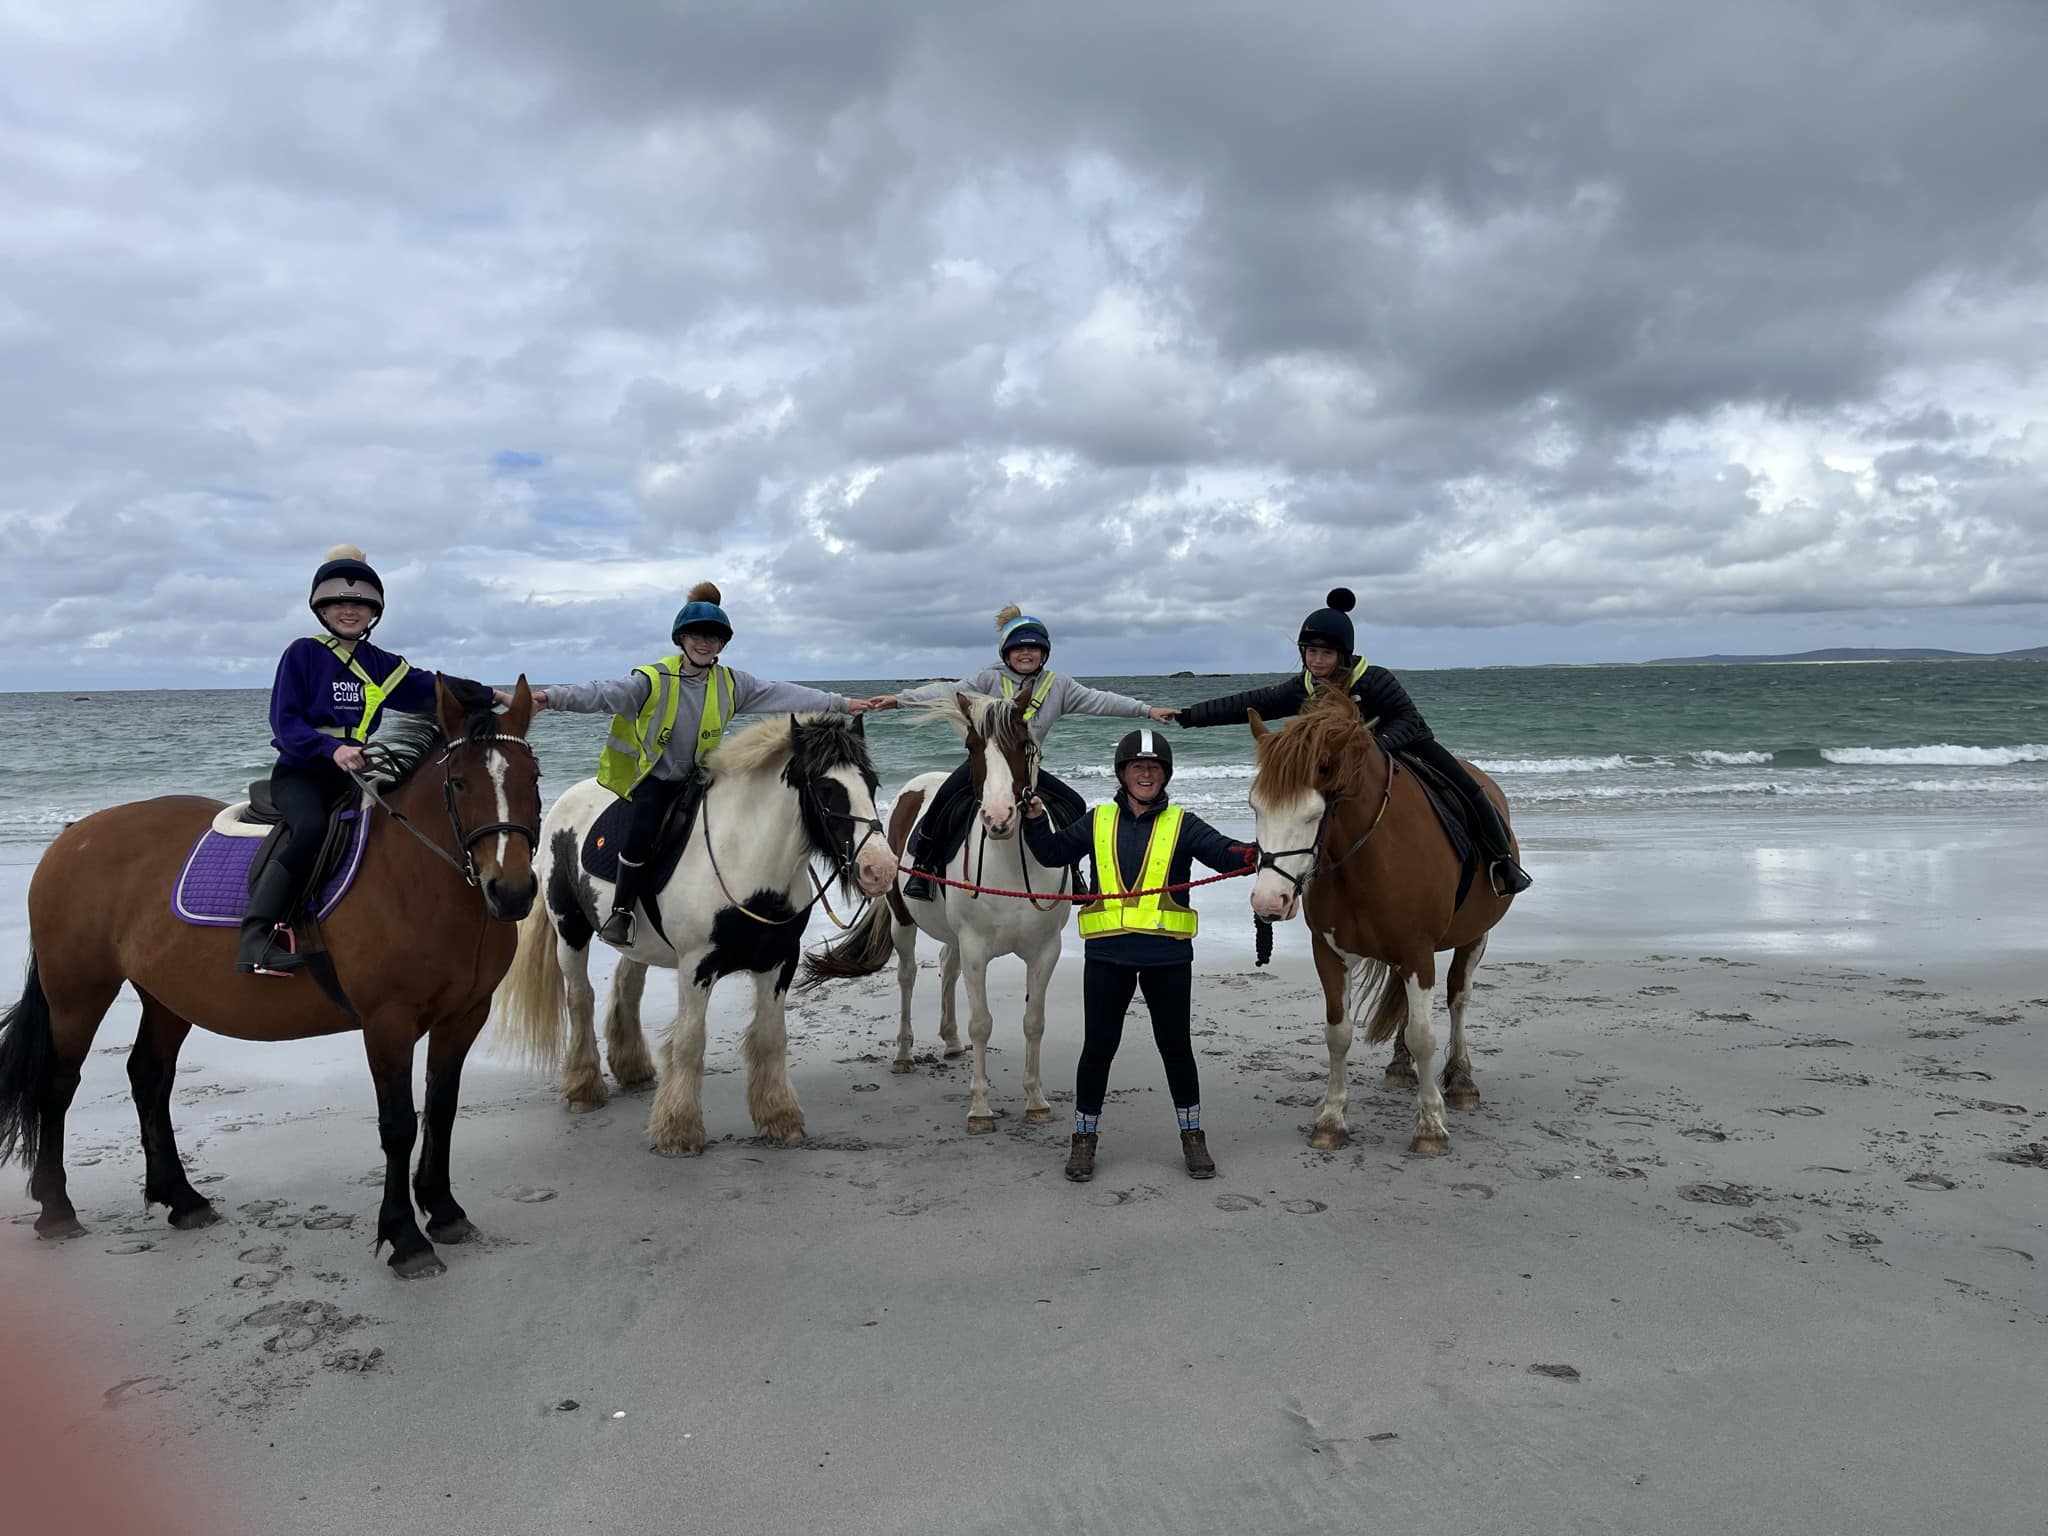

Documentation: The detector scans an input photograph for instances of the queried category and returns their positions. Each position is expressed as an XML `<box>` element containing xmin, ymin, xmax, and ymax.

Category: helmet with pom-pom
<box><xmin>1296</xmin><ymin>586</ymin><xmax>1357</xmax><ymax>655</ymax></box>
<box><xmin>995</xmin><ymin>602</ymin><xmax>1051</xmax><ymax>659</ymax></box>
<box><xmin>672</xmin><ymin>580</ymin><xmax>734</xmax><ymax>645</ymax></box>
<box><xmin>308</xmin><ymin>543</ymin><xmax>385</xmax><ymax>630</ymax></box>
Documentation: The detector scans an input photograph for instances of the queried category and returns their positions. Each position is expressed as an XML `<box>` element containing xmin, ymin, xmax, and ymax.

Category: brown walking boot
<box><xmin>1180</xmin><ymin>1129</ymin><xmax>1216</xmax><ymax>1179</ymax></box>
<box><xmin>1063</xmin><ymin>1132</ymin><xmax>1098</xmax><ymax>1183</ymax></box>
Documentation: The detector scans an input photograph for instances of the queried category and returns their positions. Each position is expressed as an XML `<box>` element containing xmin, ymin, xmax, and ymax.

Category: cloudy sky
<box><xmin>3</xmin><ymin>0</ymin><xmax>2045</xmax><ymax>689</ymax></box>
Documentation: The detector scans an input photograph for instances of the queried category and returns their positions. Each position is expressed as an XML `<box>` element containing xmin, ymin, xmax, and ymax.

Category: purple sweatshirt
<box><xmin>268</xmin><ymin>636</ymin><xmax>440</xmax><ymax>767</ymax></box>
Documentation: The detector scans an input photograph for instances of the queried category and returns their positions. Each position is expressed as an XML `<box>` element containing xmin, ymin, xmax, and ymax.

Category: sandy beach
<box><xmin>2</xmin><ymin>812</ymin><xmax>2043</xmax><ymax>1536</ymax></box>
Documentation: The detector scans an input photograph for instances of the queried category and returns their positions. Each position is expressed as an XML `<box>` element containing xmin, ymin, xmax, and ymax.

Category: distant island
<box><xmin>1642</xmin><ymin>646</ymin><xmax>2048</xmax><ymax>665</ymax></box>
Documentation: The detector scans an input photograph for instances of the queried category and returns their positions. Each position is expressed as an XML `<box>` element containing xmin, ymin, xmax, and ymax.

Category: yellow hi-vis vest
<box><xmin>312</xmin><ymin>635</ymin><xmax>412</xmax><ymax>744</ymax></box>
<box><xmin>597</xmin><ymin>659</ymin><xmax>733</xmax><ymax>800</ymax></box>
<box><xmin>1076</xmin><ymin>803</ymin><xmax>1198</xmax><ymax>940</ymax></box>
<box><xmin>1001</xmin><ymin>670</ymin><xmax>1057</xmax><ymax>721</ymax></box>
<box><xmin>1303</xmin><ymin>656</ymin><xmax>1371</xmax><ymax>693</ymax></box>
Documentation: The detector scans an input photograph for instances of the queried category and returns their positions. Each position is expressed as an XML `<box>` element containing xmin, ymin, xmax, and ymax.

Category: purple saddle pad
<box><xmin>172</xmin><ymin>811</ymin><xmax>370</xmax><ymax>927</ymax></box>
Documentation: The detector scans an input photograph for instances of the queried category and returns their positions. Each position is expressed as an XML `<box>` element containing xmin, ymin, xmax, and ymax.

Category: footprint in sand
<box><xmin>234</xmin><ymin>1270</ymin><xmax>285</xmax><ymax>1291</ymax></box>
<box><xmin>1213</xmin><ymin>1194</ymin><xmax>1262</xmax><ymax>1212</ymax></box>
<box><xmin>102</xmin><ymin>1376</ymin><xmax>176</xmax><ymax>1407</ymax></box>
<box><xmin>1993</xmin><ymin>1142</ymin><xmax>2048</xmax><ymax>1170</ymax></box>
<box><xmin>238</xmin><ymin>1244</ymin><xmax>285</xmax><ymax>1265</ymax></box>
<box><xmin>1829</xmin><ymin>1231</ymin><xmax>1883</xmax><ymax>1248</ymax></box>
<box><xmin>1905</xmin><ymin>1173</ymin><xmax>1957</xmax><ymax>1191</ymax></box>
<box><xmin>1088</xmin><ymin>1186</ymin><xmax>1162</xmax><ymax>1208</ymax></box>
<box><xmin>1281</xmin><ymin>1199</ymin><xmax>1328</xmax><ymax>1215</ymax></box>
<box><xmin>850</xmin><ymin>1083</ymin><xmax>880</xmax><ymax>1093</ymax></box>
<box><xmin>105</xmin><ymin>1240</ymin><xmax>154</xmax><ymax>1255</ymax></box>
<box><xmin>1728</xmin><ymin>1214</ymin><xmax>1799</xmax><ymax>1239</ymax></box>
<box><xmin>1527</xmin><ymin>1363</ymin><xmax>1581</xmax><ymax>1381</ymax></box>
<box><xmin>1450</xmin><ymin>1183</ymin><xmax>1495</xmax><ymax>1199</ymax></box>
<box><xmin>1678</xmin><ymin>1182</ymin><xmax>1756</xmax><ymax>1207</ymax></box>
<box><xmin>495</xmin><ymin>1185</ymin><xmax>558</xmax><ymax>1203</ymax></box>
<box><xmin>302</xmin><ymin>1213</ymin><xmax>353</xmax><ymax>1230</ymax></box>
<box><xmin>1975</xmin><ymin>1101</ymin><xmax>2028</xmax><ymax>1117</ymax></box>
<box><xmin>1679</xmin><ymin>1128</ymin><xmax>1727</xmax><ymax>1143</ymax></box>
<box><xmin>1605</xmin><ymin>1166</ymin><xmax>1648</xmax><ymax>1180</ymax></box>
<box><xmin>1761</xmin><ymin>1106</ymin><xmax>1825</xmax><ymax>1117</ymax></box>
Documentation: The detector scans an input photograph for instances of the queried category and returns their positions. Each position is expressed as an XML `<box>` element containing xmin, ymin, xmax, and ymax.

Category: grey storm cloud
<box><xmin>1</xmin><ymin>0</ymin><xmax>2044</xmax><ymax>689</ymax></box>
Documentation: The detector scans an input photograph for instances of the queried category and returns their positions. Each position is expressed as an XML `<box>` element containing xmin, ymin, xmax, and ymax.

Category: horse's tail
<box><xmin>797</xmin><ymin>898</ymin><xmax>896</xmax><ymax>993</ymax></box>
<box><xmin>493</xmin><ymin>904</ymin><xmax>567</xmax><ymax>1072</ymax></box>
<box><xmin>0</xmin><ymin>954</ymin><xmax>53</xmax><ymax>1169</ymax></box>
<box><xmin>1358</xmin><ymin>961</ymin><xmax>1409</xmax><ymax>1046</ymax></box>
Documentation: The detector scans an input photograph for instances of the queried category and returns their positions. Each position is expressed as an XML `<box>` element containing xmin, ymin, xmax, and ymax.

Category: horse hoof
<box><xmin>612</xmin><ymin>1070</ymin><xmax>656</xmax><ymax>1093</ymax></box>
<box><xmin>1025</xmin><ymin>1106</ymin><xmax>1055</xmax><ymax>1125</ymax></box>
<box><xmin>943</xmin><ymin>1045</ymin><xmax>968</xmax><ymax>1060</ymax></box>
<box><xmin>1384</xmin><ymin>1068</ymin><xmax>1419</xmax><ymax>1087</ymax></box>
<box><xmin>170</xmin><ymin>1203</ymin><xmax>221</xmax><ymax>1231</ymax></box>
<box><xmin>1444</xmin><ymin>1088</ymin><xmax>1482</xmax><ymax>1111</ymax></box>
<box><xmin>565</xmin><ymin>1095</ymin><xmax>608</xmax><ymax>1114</ymax></box>
<box><xmin>34</xmin><ymin>1215</ymin><xmax>86</xmax><ymax>1241</ymax></box>
<box><xmin>427</xmin><ymin>1217</ymin><xmax>479</xmax><ymax>1244</ymax></box>
<box><xmin>390</xmin><ymin>1248</ymin><xmax>447</xmax><ymax>1280</ymax></box>
<box><xmin>890</xmin><ymin>1060</ymin><xmax>914</xmax><ymax>1075</ymax></box>
<box><xmin>1308</xmin><ymin>1127</ymin><xmax>1349</xmax><ymax>1151</ymax></box>
<box><xmin>650</xmin><ymin>1141</ymin><xmax>706</xmax><ymax>1158</ymax></box>
<box><xmin>966</xmin><ymin>1116</ymin><xmax>996</xmax><ymax>1135</ymax></box>
<box><xmin>1408</xmin><ymin>1134</ymin><xmax>1450</xmax><ymax>1157</ymax></box>
<box><xmin>763</xmin><ymin>1128</ymin><xmax>805</xmax><ymax>1146</ymax></box>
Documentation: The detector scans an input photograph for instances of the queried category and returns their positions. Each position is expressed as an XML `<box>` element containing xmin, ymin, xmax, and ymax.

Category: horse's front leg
<box><xmin>604</xmin><ymin>957</ymin><xmax>657</xmax><ymax>1089</ymax></box>
<box><xmin>742</xmin><ymin>965</ymin><xmax>805</xmax><ymax>1145</ymax></box>
<box><xmin>1441</xmin><ymin>935</ymin><xmax>1487</xmax><ymax>1111</ymax></box>
<box><xmin>1020</xmin><ymin>934</ymin><xmax>1058</xmax><ymax>1124</ymax></box>
<box><xmin>364</xmin><ymin>1013</ymin><xmax>441</xmax><ymax>1278</ymax></box>
<box><xmin>1404</xmin><ymin>967</ymin><xmax>1450</xmax><ymax>1156</ymax></box>
<box><xmin>648</xmin><ymin>964</ymin><xmax>713</xmax><ymax>1156</ymax></box>
<box><xmin>414</xmin><ymin>1001</ymin><xmax>488</xmax><ymax>1244</ymax></box>
<box><xmin>938</xmin><ymin>941</ymin><xmax>965</xmax><ymax>1058</ymax></box>
<box><xmin>961</xmin><ymin>940</ymin><xmax>997</xmax><ymax>1132</ymax></box>
<box><xmin>558</xmin><ymin>933</ymin><xmax>606</xmax><ymax>1112</ymax></box>
<box><xmin>891</xmin><ymin>917</ymin><xmax>918</xmax><ymax>1073</ymax></box>
<box><xmin>1308</xmin><ymin>935</ymin><xmax>1354</xmax><ymax>1150</ymax></box>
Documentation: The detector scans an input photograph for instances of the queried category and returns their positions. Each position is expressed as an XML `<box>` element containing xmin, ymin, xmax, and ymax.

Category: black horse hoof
<box><xmin>426</xmin><ymin>1217</ymin><xmax>479</xmax><ymax>1244</ymax></box>
<box><xmin>35</xmin><ymin>1214</ymin><xmax>86</xmax><ymax>1241</ymax></box>
<box><xmin>389</xmin><ymin>1247</ymin><xmax>447</xmax><ymax>1280</ymax></box>
<box><xmin>169</xmin><ymin>1203</ymin><xmax>221</xmax><ymax>1230</ymax></box>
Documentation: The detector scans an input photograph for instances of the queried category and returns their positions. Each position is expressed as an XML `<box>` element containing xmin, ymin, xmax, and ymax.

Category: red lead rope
<box><xmin>895</xmin><ymin>858</ymin><xmax>1259</xmax><ymax>903</ymax></box>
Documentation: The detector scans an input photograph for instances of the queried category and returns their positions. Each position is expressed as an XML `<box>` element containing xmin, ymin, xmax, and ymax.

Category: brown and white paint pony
<box><xmin>1247</xmin><ymin>685</ymin><xmax>1521</xmax><ymax>1156</ymax></box>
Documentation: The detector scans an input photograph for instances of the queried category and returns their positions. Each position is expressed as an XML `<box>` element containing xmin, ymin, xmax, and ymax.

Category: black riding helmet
<box><xmin>1113</xmin><ymin>727</ymin><xmax>1174</xmax><ymax>788</ymax></box>
<box><xmin>308</xmin><ymin>543</ymin><xmax>385</xmax><ymax>636</ymax></box>
<box><xmin>1297</xmin><ymin>586</ymin><xmax>1356</xmax><ymax>655</ymax></box>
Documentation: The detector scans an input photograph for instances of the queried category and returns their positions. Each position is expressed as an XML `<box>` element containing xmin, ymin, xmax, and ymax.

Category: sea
<box><xmin>2</xmin><ymin>660</ymin><xmax>2043</xmax><ymax>855</ymax></box>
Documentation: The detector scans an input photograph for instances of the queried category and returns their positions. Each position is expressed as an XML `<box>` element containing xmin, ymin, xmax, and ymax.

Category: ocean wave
<box><xmin>1692</xmin><ymin>750</ymin><xmax>1775</xmax><ymax>766</ymax></box>
<box><xmin>1820</xmin><ymin>743</ymin><xmax>2048</xmax><ymax>767</ymax></box>
<box><xmin>1514</xmin><ymin>775</ymin><xmax>2048</xmax><ymax>804</ymax></box>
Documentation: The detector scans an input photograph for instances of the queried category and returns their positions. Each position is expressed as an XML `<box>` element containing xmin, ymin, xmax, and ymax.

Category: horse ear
<box><xmin>954</xmin><ymin>692</ymin><xmax>973</xmax><ymax>720</ymax></box>
<box><xmin>435</xmin><ymin>678</ymin><xmax>466</xmax><ymax>742</ymax></box>
<box><xmin>504</xmin><ymin>675</ymin><xmax>535</xmax><ymax>735</ymax></box>
<box><xmin>1247</xmin><ymin>709</ymin><xmax>1270</xmax><ymax>740</ymax></box>
<box><xmin>850</xmin><ymin>711</ymin><xmax>866</xmax><ymax>738</ymax></box>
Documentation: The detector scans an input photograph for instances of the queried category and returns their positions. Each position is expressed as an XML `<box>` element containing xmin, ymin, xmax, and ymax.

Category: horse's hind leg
<box><xmin>362</xmin><ymin>1012</ymin><xmax>442</xmax><ymax>1279</ymax></box>
<box><xmin>741</xmin><ymin>966</ymin><xmax>805</xmax><ymax>1145</ymax></box>
<box><xmin>938</xmin><ymin>942</ymin><xmax>965</xmax><ymax>1059</ymax></box>
<box><xmin>558</xmin><ymin>934</ymin><xmax>606</xmax><ymax>1112</ymax></box>
<box><xmin>1441</xmin><ymin>935</ymin><xmax>1487</xmax><ymax>1111</ymax></box>
<box><xmin>128</xmin><ymin>994</ymin><xmax>218</xmax><ymax>1230</ymax></box>
<box><xmin>414</xmin><ymin>1001</ymin><xmax>488</xmax><ymax>1244</ymax></box>
<box><xmin>891</xmin><ymin>919</ymin><xmax>918</xmax><ymax>1073</ymax></box>
<box><xmin>1384</xmin><ymin>1030</ymin><xmax>1418</xmax><ymax>1086</ymax></box>
<box><xmin>1403</xmin><ymin>966</ymin><xmax>1451</xmax><ymax>1157</ymax></box>
<box><xmin>1</xmin><ymin>958</ymin><xmax>120</xmax><ymax>1240</ymax></box>
<box><xmin>604</xmin><ymin>958</ymin><xmax>657</xmax><ymax>1089</ymax></box>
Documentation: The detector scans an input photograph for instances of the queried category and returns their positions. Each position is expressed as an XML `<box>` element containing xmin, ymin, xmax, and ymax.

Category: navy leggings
<box><xmin>621</xmin><ymin>772</ymin><xmax>691</xmax><ymax>864</ymax></box>
<box><xmin>1075</xmin><ymin>958</ymin><xmax>1198</xmax><ymax>1116</ymax></box>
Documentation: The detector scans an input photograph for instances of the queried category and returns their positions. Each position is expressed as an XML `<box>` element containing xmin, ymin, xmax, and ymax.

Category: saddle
<box><xmin>578</xmin><ymin>775</ymin><xmax>706</xmax><ymax>891</ymax></box>
<box><xmin>174</xmin><ymin>785</ymin><xmax>371</xmax><ymax>928</ymax></box>
<box><xmin>1389</xmin><ymin>751</ymin><xmax>1480</xmax><ymax>909</ymax></box>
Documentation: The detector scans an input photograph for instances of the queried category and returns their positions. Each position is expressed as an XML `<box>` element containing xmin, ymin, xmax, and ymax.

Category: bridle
<box><xmin>1253</xmin><ymin>759</ymin><xmax>1397</xmax><ymax>904</ymax></box>
<box><xmin>352</xmin><ymin>732</ymin><xmax>542</xmax><ymax>887</ymax></box>
<box><xmin>703</xmin><ymin>764</ymin><xmax>887</xmax><ymax>928</ymax></box>
<box><xmin>962</xmin><ymin>719</ymin><xmax>1069</xmax><ymax>910</ymax></box>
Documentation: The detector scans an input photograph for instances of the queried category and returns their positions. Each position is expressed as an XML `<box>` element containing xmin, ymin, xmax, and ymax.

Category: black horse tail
<box><xmin>797</xmin><ymin>897</ymin><xmax>897</xmax><ymax>993</ymax></box>
<box><xmin>0</xmin><ymin>953</ymin><xmax>53</xmax><ymax>1169</ymax></box>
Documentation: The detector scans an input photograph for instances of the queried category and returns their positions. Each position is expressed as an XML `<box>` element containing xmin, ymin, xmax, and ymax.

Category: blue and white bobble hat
<box><xmin>995</xmin><ymin>603</ymin><xmax>1051</xmax><ymax>658</ymax></box>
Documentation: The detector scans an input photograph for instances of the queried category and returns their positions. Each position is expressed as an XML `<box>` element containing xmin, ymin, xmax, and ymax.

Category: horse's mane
<box><xmin>362</xmin><ymin>706</ymin><xmax>507</xmax><ymax>790</ymax></box>
<box><xmin>1251</xmin><ymin>684</ymin><xmax>1376</xmax><ymax>801</ymax></box>
<box><xmin>707</xmin><ymin>712</ymin><xmax>876</xmax><ymax>789</ymax></box>
<box><xmin>908</xmin><ymin>691</ymin><xmax>1028</xmax><ymax>750</ymax></box>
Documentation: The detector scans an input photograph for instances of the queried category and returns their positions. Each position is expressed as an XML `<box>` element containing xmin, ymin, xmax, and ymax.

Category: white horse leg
<box><xmin>741</xmin><ymin>969</ymin><xmax>805</xmax><ymax>1145</ymax></box>
<box><xmin>1443</xmin><ymin>934</ymin><xmax>1487</xmax><ymax>1111</ymax></box>
<box><xmin>962</xmin><ymin>941</ymin><xmax>997</xmax><ymax>1132</ymax></box>
<box><xmin>1308</xmin><ymin>938</ymin><xmax>1355</xmax><ymax>1150</ymax></box>
<box><xmin>604</xmin><ymin>957</ymin><xmax>657</xmax><ymax>1090</ymax></box>
<box><xmin>559</xmin><ymin>937</ymin><xmax>606</xmax><ymax>1112</ymax></box>
<box><xmin>938</xmin><ymin>941</ymin><xmax>965</xmax><ymax>1058</ymax></box>
<box><xmin>891</xmin><ymin>918</ymin><xmax>919</xmax><ymax>1074</ymax></box>
<box><xmin>1405</xmin><ymin>973</ymin><xmax>1450</xmax><ymax>1155</ymax></box>
<box><xmin>1020</xmin><ymin>938</ymin><xmax>1057</xmax><ymax>1124</ymax></box>
<box><xmin>648</xmin><ymin>969</ymin><xmax>713</xmax><ymax>1156</ymax></box>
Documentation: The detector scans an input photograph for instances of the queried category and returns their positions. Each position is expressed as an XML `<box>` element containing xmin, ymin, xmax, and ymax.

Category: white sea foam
<box><xmin>1821</xmin><ymin>744</ymin><xmax>2048</xmax><ymax>767</ymax></box>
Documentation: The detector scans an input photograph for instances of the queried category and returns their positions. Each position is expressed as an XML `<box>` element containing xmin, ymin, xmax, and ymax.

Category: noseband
<box><xmin>1254</xmin><ymin>760</ymin><xmax>1397</xmax><ymax>901</ymax></box>
<box><xmin>352</xmin><ymin>733</ymin><xmax>542</xmax><ymax>889</ymax></box>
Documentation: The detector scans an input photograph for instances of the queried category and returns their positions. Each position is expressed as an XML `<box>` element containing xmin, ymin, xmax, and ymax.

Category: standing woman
<box><xmin>887</xmin><ymin>604</ymin><xmax>1177</xmax><ymax>899</ymax></box>
<box><xmin>1178</xmin><ymin>588</ymin><xmax>1531</xmax><ymax>895</ymax></box>
<box><xmin>246</xmin><ymin>544</ymin><xmax>495</xmax><ymax>974</ymax></box>
<box><xmin>1021</xmin><ymin>729</ymin><xmax>1257</xmax><ymax>1182</ymax></box>
<box><xmin>517</xmin><ymin>581</ymin><xmax>886</xmax><ymax>947</ymax></box>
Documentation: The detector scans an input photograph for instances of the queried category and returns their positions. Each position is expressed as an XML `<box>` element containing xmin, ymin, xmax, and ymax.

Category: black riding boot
<box><xmin>236</xmin><ymin>862</ymin><xmax>307</xmax><ymax>975</ymax></box>
<box><xmin>600</xmin><ymin>856</ymin><xmax>644</xmax><ymax>947</ymax></box>
<box><xmin>901</xmin><ymin>822</ymin><xmax>937</xmax><ymax>901</ymax></box>
<box><xmin>1468</xmin><ymin>794</ymin><xmax>1532</xmax><ymax>896</ymax></box>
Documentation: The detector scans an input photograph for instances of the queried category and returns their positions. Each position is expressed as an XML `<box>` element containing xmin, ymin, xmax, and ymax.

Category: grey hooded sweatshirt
<box><xmin>547</xmin><ymin>666</ymin><xmax>854</xmax><ymax>782</ymax></box>
<box><xmin>895</xmin><ymin>664</ymin><xmax>1150</xmax><ymax>744</ymax></box>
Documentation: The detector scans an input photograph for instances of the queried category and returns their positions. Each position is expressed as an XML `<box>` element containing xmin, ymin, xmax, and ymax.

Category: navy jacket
<box><xmin>268</xmin><ymin>636</ymin><xmax>443</xmax><ymax>767</ymax></box>
<box><xmin>1023</xmin><ymin>791</ymin><xmax>1255</xmax><ymax>967</ymax></box>
<box><xmin>1177</xmin><ymin>662</ymin><xmax>1433</xmax><ymax>754</ymax></box>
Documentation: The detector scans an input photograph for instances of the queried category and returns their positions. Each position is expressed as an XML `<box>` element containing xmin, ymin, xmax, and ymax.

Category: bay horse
<box><xmin>494</xmin><ymin>713</ymin><xmax>896</xmax><ymax>1155</ymax></box>
<box><xmin>1246</xmin><ymin>685</ymin><xmax>1520</xmax><ymax>1156</ymax></box>
<box><xmin>0</xmin><ymin>680</ymin><xmax>542</xmax><ymax>1277</ymax></box>
<box><xmin>801</xmin><ymin>693</ymin><xmax>1070</xmax><ymax>1131</ymax></box>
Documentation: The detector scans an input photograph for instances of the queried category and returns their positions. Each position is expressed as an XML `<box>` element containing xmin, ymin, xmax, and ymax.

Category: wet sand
<box><xmin>1</xmin><ymin>817</ymin><xmax>2043</xmax><ymax>1535</ymax></box>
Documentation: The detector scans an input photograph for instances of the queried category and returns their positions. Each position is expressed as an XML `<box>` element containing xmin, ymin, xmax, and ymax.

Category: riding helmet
<box><xmin>1296</xmin><ymin>586</ymin><xmax>1356</xmax><ymax>655</ymax></box>
<box><xmin>308</xmin><ymin>544</ymin><xmax>385</xmax><ymax>623</ymax></box>
<box><xmin>672</xmin><ymin>580</ymin><xmax>734</xmax><ymax>644</ymax></box>
<box><xmin>1113</xmin><ymin>727</ymin><xmax>1174</xmax><ymax>787</ymax></box>
<box><xmin>996</xmin><ymin>603</ymin><xmax>1051</xmax><ymax>659</ymax></box>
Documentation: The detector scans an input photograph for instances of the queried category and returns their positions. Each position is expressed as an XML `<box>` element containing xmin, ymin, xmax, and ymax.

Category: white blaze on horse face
<box><xmin>978</xmin><ymin>733</ymin><xmax>1019</xmax><ymax>838</ymax></box>
<box><xmin>1249</xmin><ymin>785</ymin><xmax>1323</xmax><ymax>921</ymax></box>
<box><xmin>834</xmin><ymin>766</ymin><xmax>899</xmax><ymax>895</ymax></box>
<box><xmin>487</xmin><ymin>748</ymin><xmax>511</xmax><ymax>868</ymax></box>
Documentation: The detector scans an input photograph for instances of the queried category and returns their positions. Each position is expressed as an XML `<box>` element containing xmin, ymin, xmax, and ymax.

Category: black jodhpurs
<box><xmin>269</xmin><ymin>758</ymin><xmax>355</xmax><ymax>892</ymax></box>
<box><xmin>1075</xmin><ymin>957</ymin><xmax>1198</xmax><ymax>1116</ymax></box>
<box><xmin>622</xmin><ymin>771</ymin><xmax>692</xmax><ymax>863</ymax></box>
<box><xmin>1401</xmin><ymin>738</ymin><xmax>1514</xmax><ymax>861</ymax></box>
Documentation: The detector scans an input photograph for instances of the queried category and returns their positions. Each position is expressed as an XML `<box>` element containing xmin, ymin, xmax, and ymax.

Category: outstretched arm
<box><xmin>1358</xmin><ymin>667</ymin><xmax>1432</xmax><ymax>753</ymax></box>
<box><xmin>1176</xmin><ymin>675</ymin><xmax>1308</xmax><ymax>729</ymax></box>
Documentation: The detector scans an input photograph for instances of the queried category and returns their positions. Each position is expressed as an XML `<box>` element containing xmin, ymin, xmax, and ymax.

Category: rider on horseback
<box><xmin>521</xmin><ymin>581</ymin><xmax>888</xmax><ymax>947</ymax></box>
<box><xmin>1178</xmin><ymin>587</ymin><xmax>1532</xmax><ymax>896</ymax></box>
<box><xmin>243</xmin><ymin>544</ymin><xmax>496</xmax><ymax>975</ymax></box>
<box><xmin>885</xmin><ymin>604</ymin><xmax>1178</xmax><ymax>901</ymax></box>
